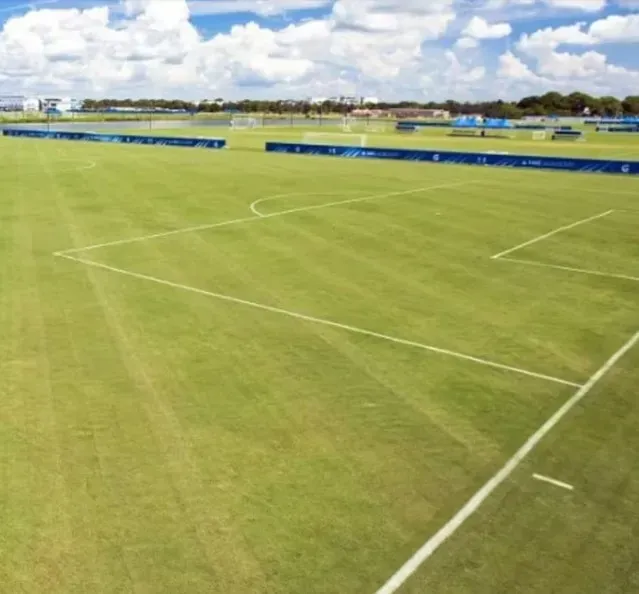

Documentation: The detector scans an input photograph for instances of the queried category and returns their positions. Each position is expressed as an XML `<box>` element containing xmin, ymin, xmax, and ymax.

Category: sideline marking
<box><xmin>249</xmin><ymin>190</ymin><xmax>361</xmax><ymax>217</ymax></box>
<box><xmin>532</xmin><ymin>474</ymin><xmax>574</xmax><ymax>491</ymax></box>
<box><xmin>55</xmin><ymin>251</ymin><xmax>580</xmax><ymax>388</ymax></box>
<box><xmin>491</xmin><ymin>210</ymin><xmax>615</xmax><ymax>260</ymax></box>
<box><xmin>374</xmin><ymin>330</ymin><xmax>639</xmax><ymax>594</ymax></box>
<box><xmin>56</xmin><ymin>181</ymin><xmax>471</xmax><ymax>255</ymax></box>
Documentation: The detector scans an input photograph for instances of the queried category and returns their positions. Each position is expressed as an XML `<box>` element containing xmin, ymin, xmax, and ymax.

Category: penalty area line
<box><xmin>373</xmin><ymin>330</ymin><xmax>639</xmax><ymax>594</ymax></box>
<box><xmin>55</xmin><ymin>180</ymin><xmax>472</xmax><ymax>255</ymax></box>
<box><xmin>55</xmin><ymin>252</ymin><xmax>580</xmax><ymax>389</ymax></box>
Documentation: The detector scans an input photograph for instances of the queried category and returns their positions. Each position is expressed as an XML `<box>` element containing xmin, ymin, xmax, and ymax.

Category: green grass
<box><xmin>0</xmin><ymin>132</ymin><xmax>638</xmax><ymax>594</ymax></box>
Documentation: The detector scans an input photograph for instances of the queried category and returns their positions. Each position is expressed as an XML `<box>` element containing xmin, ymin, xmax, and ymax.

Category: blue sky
<box><xmin>0</xmin><ymin>0</ymin><xmax>637</xmax><ymax>100</ymax></box>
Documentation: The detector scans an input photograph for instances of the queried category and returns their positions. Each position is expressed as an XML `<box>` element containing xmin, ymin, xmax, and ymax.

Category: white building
<box><xmin>41</xmin><ymin>97</ymin><xmax>83</xmax><ymax>112</ymax></box>
<box><xmin>23</xmin><ymin>97</ymin><xmax>41</xmax><ymax>112</ymax></box>
<box><xmin>201</xmin><ymin>98</ymin><xmax>224</xmax><ymax>106</ymax></box>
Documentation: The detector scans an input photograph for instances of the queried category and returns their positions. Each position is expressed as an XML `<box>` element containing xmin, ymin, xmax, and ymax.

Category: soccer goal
<box><xmin>532</xmin><ymin>130</ymin><xmax>547</xmax><ymax>140</ymax></box>
<box><xmin>302</xmin><ymin>132</ymin><xmax>367</xmax><ymax>147</ymax></box>
<box><xmin>230</xmin><ymin>115</ymin><xmax>260</xmax><ymax>129</ymax></box>
<box><xmin>342</xmin><ymin>116</ymin><xmax>356</xmax><ymax>132</ymax></box>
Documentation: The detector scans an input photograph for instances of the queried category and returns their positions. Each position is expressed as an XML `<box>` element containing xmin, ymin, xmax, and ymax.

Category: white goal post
<box><xmin>302</xmin><ymin>132</ymin><xmax>367</xmax><ymax>147</ymax></box>
<box><xmin>532</xmin><ymin>130</ymin><xmax>547</xmax><ymax>140</ymax></box>
<box><xmin>230</xmin><ymin>114</ymin><xmax>260</xmax><ymax>129</ymax></box>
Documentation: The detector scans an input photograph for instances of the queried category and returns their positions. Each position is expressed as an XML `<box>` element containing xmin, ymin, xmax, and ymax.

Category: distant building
<box><xmin>389</xmin><ymin>108</ymin><xmax>450</xmax><ymax>119</ymax></box>
<box><xmin>0</xmin><ymin>95</ymin><xmax>82</xmax><ymax>112</ymax></box>
<box><xmin>335</xmin><ymin>96</ymin><xmax>358</xmax><ymax>105</ymax></box>
<box><xmin>308</xmin><ymin>96</ymin><xmax>381</xmax><ymax>106</ymax></box>
<box><xmin>351</xmin><ymin>108</ymin><xmax>386</xmax><ymax>118</ymax></box>
<box><xmin>201</xmin><ymin>98</ymin><xmax>224</xmax><ymax>106</ymax></box>
<box><xmin>41</xmin><ymin>97</ymin><xmax>83</xmax><ymax>112</ymax></box>
<box><xmin>0</xmin><ymin>95</ymin><xmax>25</xmax><ymax>111</ymax></box>
<box><xmin>23</xmin><ymin>97</ymin><xmax>41</xmax><ymax>112</ymax></box>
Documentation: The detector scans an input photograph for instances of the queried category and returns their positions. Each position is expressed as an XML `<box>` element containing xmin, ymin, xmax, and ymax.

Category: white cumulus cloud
<box><xmin>544</xmin><ymin>0</ymin><xmax>606</xmax><ymax>11</ymax></box>
<box><xmin>187</xmin><ymin>0</ymin><xmax>331</xmax><ymax>16</ymax></box>
<box><xmin>497</xmin><ymin>51</ymin><xmax>538</xmax><ymax>79</ymax></box>
<box><xmin>462</xmin><ymin>16</ymin><xmax>512</xmax><ymax>39</ymax></box>
<box><xmin>455</xmin><ymin>36</ymin><xmax>479</xmax><ymax>49</ymax></box>
<box><xmin>588</xmin><ymin>13</ymin><xmax>639</xmax><ymax>42</ymax></box>
<box><xmin>0</xmin><ymin>0</ymin><xmax>637</xmax><ymax>100</ymax></box>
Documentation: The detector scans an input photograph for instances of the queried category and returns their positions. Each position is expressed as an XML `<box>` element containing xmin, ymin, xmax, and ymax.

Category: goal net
<box><xmin>302</xmin><ymin>132</ymin><xmax>367</xmax><ymax>147</ymax></box>
<box><xmin>340</xmin><ymin>116</ymin><xmax>388</xmax><ymax>133</ymax></box>
<box><xmin>341</xmin><ymin>115</ymin><xmax>355</xmax><ymax>131</ymax></box>
<box><xmin>230</xmin><ymin>115</ymin><xmax>260</xmax><ymax>129</ymax></box>
<box><xmin>532</xmin><ymin>130</ymin><xmax>546</xmax><ymax>140</ymax></box>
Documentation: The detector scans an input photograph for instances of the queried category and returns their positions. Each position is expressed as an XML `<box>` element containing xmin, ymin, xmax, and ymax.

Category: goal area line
<box><xmin>491</xmin><ymin>209</ymin><xmax>639</xmax><ymax>284</ymax></box>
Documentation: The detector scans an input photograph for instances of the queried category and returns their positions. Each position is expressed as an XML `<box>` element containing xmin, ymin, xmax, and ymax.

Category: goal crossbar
<box><xmin>302</xmin><ymin>132</ymin><xmax>367</xmax><ymax>147</ymax></box>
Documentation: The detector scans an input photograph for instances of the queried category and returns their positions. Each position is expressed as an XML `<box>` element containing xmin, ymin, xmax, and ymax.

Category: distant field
<box><xmin>0</xmin><ymin>112</ymin><xmax>339</xmax><ymax>123</ymax></box>
<box><xmin>0</xmin><ymin>129</ymin><xmax>638</xmax><ymax>594</ymax></box>
<box><xmin>131</xmin><ymin>123</ymin><xmax>639</xmax><ymax>160</ymax></box>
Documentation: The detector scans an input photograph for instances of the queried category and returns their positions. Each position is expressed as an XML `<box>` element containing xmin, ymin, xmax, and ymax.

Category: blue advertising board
<box><xmin>400</xmin><ymin>121</ymin><xmax>451</xmax><ymax>128</ymax></box>
<box><xmin>596</xmin><ymin>125</ymin><xmax>639</xmax><ymax>133</ymax></box>
<box><xmin>265</xmin><ymin>141</ymin><xmax>639</xmax><ymax>176</ymax></box>
<box><xmin>2</xmin><ymin>128</ymin><xmax>226</xmax><ymax>149</ymax></box>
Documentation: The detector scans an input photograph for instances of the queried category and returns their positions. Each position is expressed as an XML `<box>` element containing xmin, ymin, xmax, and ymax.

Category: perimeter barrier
<box><xmin>2</xmin><ymin>128</ymin><xmax>226</xmax><ymax>149</ymax></box>
<box><xmin>264</xmin><ymin>141</ymin><xmax>639</xmax><ymax>176</ymax></box>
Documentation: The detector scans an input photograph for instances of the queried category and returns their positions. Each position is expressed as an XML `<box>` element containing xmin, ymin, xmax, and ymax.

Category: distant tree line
<box><xmin>82</xmin><ymin>92</ymin><xmax>639</xmax><ymax>117</ymax></box>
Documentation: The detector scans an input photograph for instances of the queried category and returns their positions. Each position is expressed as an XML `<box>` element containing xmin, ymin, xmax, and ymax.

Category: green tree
<box><xmin>539</xmin><ymin>91</ymin><xmax>567</xmax><ymax>113</ymax></box>
<box><xmin>565</xmin><ymin>91</ymin><xmax>596</xmax><ymax>115</ymax></box>
<box><xmin>599</xmin><ymin>95</ymin><xmax>622</xmax><ymax>117</ymax></box>
<box><xmin>622</xmin><ymin>96</ymin><xmax>639</xmax><ymax>115</ymax></box>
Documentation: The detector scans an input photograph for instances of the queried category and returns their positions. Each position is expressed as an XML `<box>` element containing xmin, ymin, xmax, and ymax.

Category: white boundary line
<box><xmin>249</xmin><ymin>190</ymin><xmax>362</xmax><ymax>217</ymax></box>
<box><xmin>16</xmin><ymin>158</ymin><xmax>97</xmax><ymax>173</ymax></box>
<box><xmin>55</xmin><ymin>213</ymin><xmax>259</xmax><ymax>255</ymax></box>
<box><xmin>374</xmin><ymin>330</ymin><xmax>639</xmax><ymax>594</ymax></box>
<box><xmin>56</xmin><ymin>181</ymin><xmax>470</xmax><ymax>255</ymax></box>
<box><xmin>497</xmin><ymin>256</ymin><xmax>639</xmax><ymax>284</ymax></box>
<box><xmin>56</xmin><ymin>252</ymin><xmax>580</xmax><ymax>387</ymax></box>
<box><xmin>532</xmin><ymin>473</ymin><xmax>574</xmax><ymax>491</ymax></box>
<box><xmin>491</xmin><ymin>210</ymin><xmax>615</xmax><ymax>260</ymax></box>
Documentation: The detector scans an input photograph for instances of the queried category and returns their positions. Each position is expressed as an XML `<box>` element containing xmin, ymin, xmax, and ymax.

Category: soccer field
<box><xmin>1</xmin><ymin>131</ymin><xmax>638</xmax><ymax>594</ymax></box>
